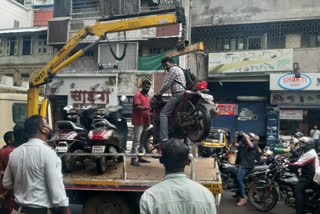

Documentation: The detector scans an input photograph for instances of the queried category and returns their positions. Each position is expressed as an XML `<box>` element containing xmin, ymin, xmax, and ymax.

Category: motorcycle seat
<box><xmin>92</xmin><ymin>119</ymin><xmax>117</xmax><ymax>130</ymax></box>
<box><xmin>248</xmin><ymin>165</ymin><xmax>269</xmax><ymax>173</ymax></box>
<box><xmin>56</xmin><ymin>121</ymin><xmax>87</xmax><ymax>132</ymax></box>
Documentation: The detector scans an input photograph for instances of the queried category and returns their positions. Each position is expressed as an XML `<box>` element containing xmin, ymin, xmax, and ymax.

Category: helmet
<box><xmin>299</xmin><ymin>137</ymin><xmax>314</xmax><ymax>152</ymax></box>
<box><xmin>294</xmin><ymin>131</ymin><xmax>304</xmax><ymax>138</ymax></box>
<box><xmin>300</xmin><ymin>137</ymin><xmax>314</xmax><ymax>145</ymax></box>
<box><xmin>248</xmin><ymin>133</ymin><xmax>256</xmax><ymax>141</ymax></box>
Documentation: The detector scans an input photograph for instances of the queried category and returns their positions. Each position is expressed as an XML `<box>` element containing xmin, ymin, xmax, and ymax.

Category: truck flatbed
<box><xmin>63</xmin><ymin>157</ymin><xmax>222</xmax><ymax>194</ymax></box>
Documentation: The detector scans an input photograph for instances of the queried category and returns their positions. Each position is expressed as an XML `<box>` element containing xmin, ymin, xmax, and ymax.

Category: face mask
<box><xmin>48</xmin><ymin>128</ymin><xmax>53</xmax><ymax>140</ymax></box>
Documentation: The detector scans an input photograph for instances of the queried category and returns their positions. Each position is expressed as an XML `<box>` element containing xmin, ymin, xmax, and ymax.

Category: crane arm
<box><xmin>28</xmin><ymin>8</ymin><xmax>185</xmax><ymax>117</ymax></box>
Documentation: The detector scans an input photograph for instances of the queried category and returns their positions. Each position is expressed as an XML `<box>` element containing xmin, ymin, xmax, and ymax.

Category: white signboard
<box><xmin>278</xmin><ymin>74</ymin><xmax>311</xmax><ymax>90</ymax></box>
<box><xmin>280</xmin><ymin>110</ymin><xmax>303</xmax><ymax>120</ymax></box>
<box><xmin>271</xmin><ymin>92</ymin><xmax>320</xmax><ymax>106</ymax></box>
<box><xmin>209</xmin><ymin>49</ymin><xmax>293</xmax><ymax>73</ymax></box>
<box><xmin>48</xmin><ymin>74</ymin><xmax>118</xmax><ymax>108</ymax></box>
<box><xmin>270</xmin><ymin>73</ymin><xmax>320</xmax><ymax>91</ymax></box>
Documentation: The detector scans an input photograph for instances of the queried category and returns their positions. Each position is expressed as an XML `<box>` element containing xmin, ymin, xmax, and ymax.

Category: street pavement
<box><xmin>220</xmin><ymin>191</ymin><xmax>295</xmax><ymax>214</ymax></box>
<box><xmin>70</xmin><ymin>190</ymin><xmax>296</xmax><ymax>214</ymax></box>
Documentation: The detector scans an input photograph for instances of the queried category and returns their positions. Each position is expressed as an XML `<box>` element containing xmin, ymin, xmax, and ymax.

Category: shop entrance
<box><xmin>280</xmin><ymin>108</ymin><xmax>320</xmax><ymax>136</ymax></box>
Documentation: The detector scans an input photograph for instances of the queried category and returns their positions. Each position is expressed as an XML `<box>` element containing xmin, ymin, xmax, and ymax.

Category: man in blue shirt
<box><xmin>139</xmin><ymin>138</ymin><xmax>216</xmax><ymax>214</ymax></box>
<box><xmin>233</xmin><ymin>132</ymin><xmax>258</xmax><ymax>206</ymax></box>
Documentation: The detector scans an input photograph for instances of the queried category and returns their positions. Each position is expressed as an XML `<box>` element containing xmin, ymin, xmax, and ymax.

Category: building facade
<box><xmin>191</xmin><ymin>0</ymin><xmax>320</xmax><ymax>144</ymax></box>
<box><xmin>0</xmin><ymin>0</ymin><xmax>54</xmax><ymax>87</ymax></box>
<box><xmin>0</xmin><ymin>0</ymin><xmax>33</xmax><ymax>29</ymax></box>
<box><xmin>47</xmin><ymin>0</ymin><xmax>190</xmax><ymax>120</ymax></box>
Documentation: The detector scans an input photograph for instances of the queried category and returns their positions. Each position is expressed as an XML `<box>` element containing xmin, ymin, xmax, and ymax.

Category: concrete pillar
<box><xmin>188</xmin><ymin>53</ymin><xmax>208</xmax><ymax>82</ymax></box>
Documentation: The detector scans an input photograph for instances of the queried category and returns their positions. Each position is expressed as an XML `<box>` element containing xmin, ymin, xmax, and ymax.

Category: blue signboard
<box><xmin>266</xmin><ymin>107</ymin><xmax>279</xmax><ymax>145</ymax></box>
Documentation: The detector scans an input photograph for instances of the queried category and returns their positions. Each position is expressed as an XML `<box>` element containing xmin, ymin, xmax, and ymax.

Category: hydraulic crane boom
<box><xmin>28</xmin><ymin>8</ymin><xmax>185</xmax><ymax>117</ymax></box>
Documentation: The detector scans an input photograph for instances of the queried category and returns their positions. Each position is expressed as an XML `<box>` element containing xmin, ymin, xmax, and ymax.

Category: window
<box><xmin>0</xmin><ymin>39</ymin><xmax>4</xmax><ymax>56</ymax></box>
<box><xmin>8</xmin><ymin>37</ymin><xmax>18</xmax><ymax>56</ymax></box>
<box><xmin>5</xmin><ymin>74</ymin><xmax>14</xmax><ymax>77</ymax></box>
<box><xmin>304</xmin><ymin>34</ymin><xmax>320</xmax><ymax>48</ymax></box>
<box><xmin>216</xmin><ymin>37</ymin><xmax>244</xmax><ymax>51</ymax></box>
<box><xmin>15</xmin><ymin>0</ymin><xmax>24</xmax><ymax>5</ymax></box>
<box><xmin>22</xmin><ymin>36</ymin><xmax>32</xmax><ymax>55</ymax></box>
<box><xmin>12</xmin><ymin>103</ymin><xmax>27</xmax><ymax>124</ymax></box>
<box><xmin>21</xmin><ymin>73</ymin><xmax>30</xmax><ymax>78</ymax></box>
<box><xmin>248</xmin><ymin>37</ymin><xmax>261</xmax><ymax>50</ymax></box>
<box><xmin>14</xmin><ymin>20</ymin><xmax>20</xmax><ymax>28</ymax></box>
<box><xmin>38</xmin><ymin>35</ymin><xmax>48</xmax><ymax>55</ymax></box>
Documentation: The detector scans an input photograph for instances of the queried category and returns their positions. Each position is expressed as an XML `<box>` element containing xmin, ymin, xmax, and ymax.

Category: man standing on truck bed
<box><xmin>156</xmin><ymin>57</ymin><xmax>186</xmax><ymax>144</ymax></box>
<box><xmin>2</xmin><ymin>115</ymin><xmax>70</xmax><ymax>214</ymax></box>
<box><xmin>139</xmin><ymin>138</ymin><xmax>216</xmax><ymax>214</ymax></box>
<box><xmin>131</xmin><ymin>79</ymin><xmax>152</xmax><ymax>166</ymax></box>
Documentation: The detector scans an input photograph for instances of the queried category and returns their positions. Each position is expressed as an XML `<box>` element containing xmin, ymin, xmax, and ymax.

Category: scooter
<box><xmin>88</xmin><ymin>95</ymin><xmax>128</xmax><ymax>174</ymax></box>
<box><xmin>54</xmin><ymin>106</ymin><xmax>90</xmax><ymax>172</ymax></box>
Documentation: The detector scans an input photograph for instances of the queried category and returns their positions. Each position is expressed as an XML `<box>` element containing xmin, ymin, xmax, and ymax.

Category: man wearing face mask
<box><xmin>2</xmin><ymin>115</ymin><xmax>70</xmax><ymax>214</ymax></box>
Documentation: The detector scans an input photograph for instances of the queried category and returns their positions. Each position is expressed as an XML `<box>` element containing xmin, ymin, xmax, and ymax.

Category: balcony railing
<box><xmin>71</xmin><ymin>0</ymin><xmax>179</xmax><ymax>19</ymax></box>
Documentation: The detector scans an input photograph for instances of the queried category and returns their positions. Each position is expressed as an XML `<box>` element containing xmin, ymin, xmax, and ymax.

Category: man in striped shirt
<box><xmin>157</xmin><ymin>57</ymin><xmax>186</xmax><ymax>143</ymax></box>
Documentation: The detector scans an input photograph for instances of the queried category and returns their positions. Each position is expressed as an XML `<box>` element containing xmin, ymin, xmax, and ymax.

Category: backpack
<box><xmin>174</xmin><ymin>66</ymin><xmax>197</xmax><ymax>90</ymax></box>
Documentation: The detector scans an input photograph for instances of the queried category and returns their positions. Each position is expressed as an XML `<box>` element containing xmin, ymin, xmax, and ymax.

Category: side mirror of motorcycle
<box><xmin>63</xmin><ymin>105</ymin><xmax>73</xmax><ymax>111</ymax></box>
<box><xmin>120</xmin><ymin>95</ymin><xmax>126</xmax><ymax>102</ymax></box>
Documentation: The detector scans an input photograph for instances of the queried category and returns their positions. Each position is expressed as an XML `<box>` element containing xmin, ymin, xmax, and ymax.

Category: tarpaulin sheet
<box><xmin>138</xmin><ymin>48</ymin><xmax>177</xmax><ymax>70</ymax></box>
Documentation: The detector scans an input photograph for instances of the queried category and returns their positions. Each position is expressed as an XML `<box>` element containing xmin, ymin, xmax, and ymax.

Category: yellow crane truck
<box><xmin>25</xmin><ymin>7</ymin><xmax>223</xmax><ymax>214</ymax></box>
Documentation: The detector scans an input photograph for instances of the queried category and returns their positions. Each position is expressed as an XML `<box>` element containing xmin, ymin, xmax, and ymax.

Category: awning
<box><xmin>0</xmin><ymin>27</ymin><xmax>47</xmax><ymax>35</ymax></box>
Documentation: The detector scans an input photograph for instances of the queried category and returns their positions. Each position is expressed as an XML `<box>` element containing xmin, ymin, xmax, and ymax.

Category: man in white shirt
<box><xmin>139</xmin><ymin>138</ymin><xmax>216</xmax><ymax>214</ymax></box>
<box><xmin>2</xmin><ymin>115</ymin><xmax>70</xmax><ymax>214</ymax></box>
<box><xmin>310</xmin><ymin>125</ymin><xmax>320</xmax><ymax>153</ymax></box>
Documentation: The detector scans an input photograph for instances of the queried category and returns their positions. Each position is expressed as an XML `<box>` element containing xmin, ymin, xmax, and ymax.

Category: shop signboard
<box><xmin>280</xmin><ymin>110</ymin><xmax>303</xmax><ymax>120</ymax></box>
<box><xmin>266</xmin><ymin>107</ymin><xmax>279</xmax><ymax>145</ymax></box>
<box><xmin>278</xmin><ymin>74</ymin><xmax>311</xmax><ymax>90</ymax></box>
<box><xmin>216</xmin><ymin>103</ymin><xmax>237</xmax><ymax>115</ymax></box>
<box><xmin>48</xmin><ymin>74</ymin><xmax>118</xmax><ymax>108</ymax></box>
<box><xmin>271</xmin><ymin>92</ymin><xmax>320</xmax><ymax>105</ymax></box>
<box><xmin>270</xmin><ymin>73</ymin><xmax>320</xmax><ymax>91</ymax></box>
<box><xmin>209</xmin><ymin>49</ymin><xmax>293</xmax><ymax>74</ymax></box>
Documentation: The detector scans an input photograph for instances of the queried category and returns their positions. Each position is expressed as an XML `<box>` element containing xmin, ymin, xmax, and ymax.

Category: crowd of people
<box><xmin>231</xmin><ymin>127</ymin><xmax>320</xmax><ymax>214</ymax></box>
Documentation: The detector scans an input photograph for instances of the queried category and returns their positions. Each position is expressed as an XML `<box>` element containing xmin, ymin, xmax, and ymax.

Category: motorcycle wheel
<box><xmin>248</xmin><ymin>183</ymin><xmax>278</xmax><ymax>211</ymax></box>
<box><xmin>187</xmin><ymin>104</ymin><xmax>210</xmax><ymax>142</ymax></box>
<box><xmin>96</xmin><ymin>156</ymin><xmax>107</xmax><ymax>174</ymax></box>
<box><xmin>62</xmin><ymin>156</ymin><xmax>75</xmax><ymax>173</ymax></box>
<box><xmin>141</xmin><ymin>128</ymin><xmax>157</xmax><ymax>154</ymax></box>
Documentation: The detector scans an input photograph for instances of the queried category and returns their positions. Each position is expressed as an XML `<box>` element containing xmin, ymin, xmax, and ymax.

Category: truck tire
<box><xmin>83</xmin><ymin>194</ymin><xmax>131</xmax><ymax>214</ymax></box>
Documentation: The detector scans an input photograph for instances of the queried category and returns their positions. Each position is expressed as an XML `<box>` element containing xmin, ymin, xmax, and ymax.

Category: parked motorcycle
<box><xmin>142</xmin><ymin>81</ymin><xmax>218</xmax><ymax>152</ymax></box>
<box><xmin>248</xmin><ymin>155</ymin><xmax>320</xmax><ymax>213</ymax></box>
<box><xmin>88</xmin><ymin>96</ymin><xmax>128</xmax><ymax>174</ymax></box>
<box><xmin>54</xmin><ymin>106</ymin><xmax>90</xmax><ymax>172</ymax></box>
<box><xmin>212</xmin><ymin>147</ymin><xmax>269</xmax><ymax>193</ymax></box>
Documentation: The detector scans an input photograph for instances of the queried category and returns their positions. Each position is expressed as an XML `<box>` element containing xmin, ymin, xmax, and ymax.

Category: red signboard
<box><xmin>217</xmin><ymin>104</ymin><xmax>236</xmax><ymax>115</ymax></box>
<box><xmin>34</xmin><ymin>10</ymin><xmax>54</xmax><ymax>26</ymax></box>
